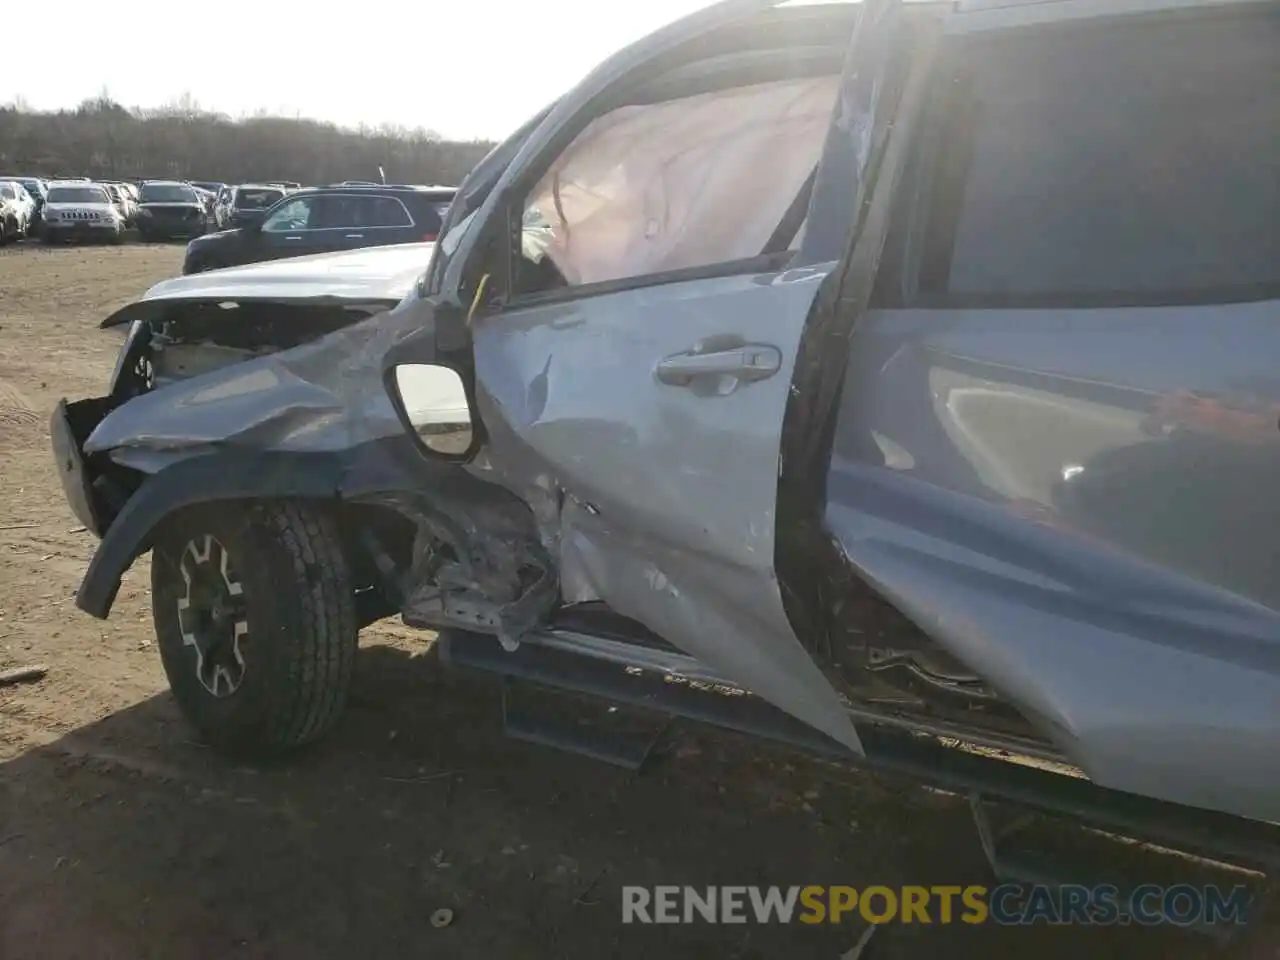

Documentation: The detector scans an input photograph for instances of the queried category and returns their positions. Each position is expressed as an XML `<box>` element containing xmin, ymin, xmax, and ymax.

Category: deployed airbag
<box><xmin>526</xmin><ymin>75</ymin><xmax>840</xmax><ymax>285</ymax></box>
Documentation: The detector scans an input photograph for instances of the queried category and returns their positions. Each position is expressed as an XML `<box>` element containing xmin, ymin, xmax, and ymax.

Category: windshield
<box><xmin>235</xmin><ymin>188</ymin><xmax>283</xmax><ymax>209</ymax></box>
<box><xmin>424</xmin><ymin>104</ymin><xmax>552</xmax><ymax>294</ymax></box>
<box><xmin>140</xmin><ymin>183</ymin><xmax>197</xmax><ymax>203</ymax></box>
<box><xmin>47</xmin><ymin>186</ymin><xmax>108</xmax><ymax>204</ymax></box>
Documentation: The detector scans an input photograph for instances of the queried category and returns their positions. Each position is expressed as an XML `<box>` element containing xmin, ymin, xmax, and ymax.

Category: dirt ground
<box><xmin>0</xmin><ymin>243</ymin><xmax>1273</xmax><ymax>960</ymax></box>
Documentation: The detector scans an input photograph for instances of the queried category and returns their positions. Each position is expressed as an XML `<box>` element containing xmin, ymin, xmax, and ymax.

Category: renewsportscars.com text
<box><xmin>621</xmin><ymin>884</ymin><xmax>1252</xmax><ymax>927</ymax></box>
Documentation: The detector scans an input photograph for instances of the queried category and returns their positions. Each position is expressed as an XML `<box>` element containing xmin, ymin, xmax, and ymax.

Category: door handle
<box><xmin>284</xmin><ymin>235</ymin><xmax>302</xmax><ymax>241</ymax></box>
<box><xmin>344</xmin><ymin>233</ymin><xmax>363</xmax><ymax>239</ymax></box>
<box><xmin>655</xmin><ymin>344</ymin><xmax>782</xmax><ymax>387</ymax></box>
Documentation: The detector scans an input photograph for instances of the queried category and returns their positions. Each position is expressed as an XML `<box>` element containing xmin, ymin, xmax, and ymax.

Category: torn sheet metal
<box><xmin>463</xmin><ymin>264</ymin><xmax>864</xmax><ymax>756</ymax></box>
<box><xmin>85</xmin><ymin>292</ymin><xmax>435</xmax><ymax>464</ymax></box>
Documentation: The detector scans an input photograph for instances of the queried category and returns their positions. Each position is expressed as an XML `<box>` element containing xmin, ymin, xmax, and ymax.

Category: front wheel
<box><xmin>151</xmin><ymin>501</ymin><xmax>358</xmax><ymax>756</ymax></box>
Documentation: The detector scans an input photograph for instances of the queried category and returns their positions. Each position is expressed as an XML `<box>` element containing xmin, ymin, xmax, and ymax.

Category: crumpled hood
<box><xmin>100</xmin><ymin>242</ymin><xmax>434</xmax><ymax>328</ymax></box>
<box><xmin>84</xmin><ymin>293</ymin><xmax>436</xmax><ymax>463</ymax></box>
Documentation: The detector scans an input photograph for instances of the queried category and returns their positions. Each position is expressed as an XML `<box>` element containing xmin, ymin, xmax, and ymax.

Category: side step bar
<box><xmin>439</xmin><ymin>629</ymin><xmax>1280</xmax><ymax>875</ymax></box>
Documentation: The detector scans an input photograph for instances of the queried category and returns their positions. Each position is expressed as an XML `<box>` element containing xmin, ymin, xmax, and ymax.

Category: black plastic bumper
<box><xmin>50</xmin><ymin>397</ymin><xmax>116</xmax><ymax>537</ymax></box>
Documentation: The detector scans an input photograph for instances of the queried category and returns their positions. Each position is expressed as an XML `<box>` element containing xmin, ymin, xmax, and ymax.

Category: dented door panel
<box><xmin>468</xmin><ymin>267</ymin><xmax>864</xmax><ymax>752</ymax></box>
<box><xmin>826</xmin><ymin>302</ymin><xmax>1280</xmax><ymax>822</ymax></box>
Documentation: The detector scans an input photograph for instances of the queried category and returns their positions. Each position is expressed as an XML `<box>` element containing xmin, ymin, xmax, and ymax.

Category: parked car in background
<box><xmin>41</xmin><ymin>182</ymin><xmax>124</xmax><ymax>243</ymax></box>
<box><xmin>2</xmin><ymin>176</ymin><xmax>49</xmax><ymax>230</ymax></box>
<box><xmin>191</xmin><ymin>186</ymin><xmax>217</xmax><ymax>217</ymax></box>
<box><xmin>215</xmin><ymin>184</ymin><xmax>286</xmax><ymax>231</ymax></box>
<box><xmin>136</xmin><ymin>181</ymin><xmax>208</xmax><ymax>241</ymax></box>
<box><xmin>212</xmin><ymin>185</ymin><xmax>232</xmax><ymax>228</ymax></box>
<box><xmin>190</xmin><ymin>181</ymin><xmax>225</xmax><ymax>198</ymax></box>
<box><xmin>102</xmin><ymin>183</ymin><xmax>138</xmax><ymax>226</ymax></box>
<box><xmin>0</xmin><ymin>181</ymin><xmax>34</xmax><ymax>242</ymax></box>
<box><xmin>0</xmin><ymin>180</ymin><xmax>37</xmax><ymax>240</ymax></box>
<box><xmin>182</xmin><ymin>183</ymin><xmax>454</xmax><ymax>274</ymax></box>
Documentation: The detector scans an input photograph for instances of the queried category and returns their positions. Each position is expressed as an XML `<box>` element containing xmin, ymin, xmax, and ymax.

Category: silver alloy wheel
<box><xmin>176</xmin><ymin>534</ymin><xmax>249</xmax><ymax>698</ymax></box>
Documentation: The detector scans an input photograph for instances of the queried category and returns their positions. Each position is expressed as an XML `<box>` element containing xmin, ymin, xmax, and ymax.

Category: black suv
<box><xmin>181</xmin><ymin>184</ymin><xmax>456</xmax><ymax>274</ymax></box>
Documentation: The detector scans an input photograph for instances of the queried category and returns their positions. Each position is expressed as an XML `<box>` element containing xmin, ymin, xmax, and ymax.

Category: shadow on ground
<box><xmin>0</xmin><ymin>642</ymin><xmax>1243</xmax><ymax>959</ymax></box>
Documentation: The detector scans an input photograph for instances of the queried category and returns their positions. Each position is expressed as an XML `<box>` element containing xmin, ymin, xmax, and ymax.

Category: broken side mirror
<box><xmin>385</xmin><ymin>362</ymin><xmax>477</xmax><ymax>460</ymax></box>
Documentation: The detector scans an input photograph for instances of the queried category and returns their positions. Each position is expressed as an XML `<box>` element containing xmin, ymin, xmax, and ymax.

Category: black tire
<box><xmin>151</xmin><ymin>500</ymin><xmax>358</xmax><ymax>756</ymax></box>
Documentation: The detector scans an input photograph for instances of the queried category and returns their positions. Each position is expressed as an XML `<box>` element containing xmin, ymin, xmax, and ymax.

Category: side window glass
<box><xmin>515</xmin><ymin>74</ymin><xmax>841</xmax><ymax>294</ymax></box>
<box><xmin>919</xmin><ymin>9</ymin><xmax>1280</xmax><ymax>306</ymax></box>
<box><xmin>319</xmin><ymin>196</ymin><xmax>361</xmax><ymax>229</ymax></box>
<box><xmin>365</xmin><ymin>196</ymin><xmax>412</xmax><ymax>228</ymax></box>
<box><xmin>262</xmin><ymin>198</ymin><xmax>313</xmax><ymax>232</ymax></box>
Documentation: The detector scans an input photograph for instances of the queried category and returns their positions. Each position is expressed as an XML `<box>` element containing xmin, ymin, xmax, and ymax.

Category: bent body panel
<box><xmin>470</xmin><ymin>267</ymin><xmax>863</xmax><ymax>755</ymax></box>
<box><xmin>826</xmin><ymin>303</ymin><xmax>1280</xmax><ymax>822</ymax></box>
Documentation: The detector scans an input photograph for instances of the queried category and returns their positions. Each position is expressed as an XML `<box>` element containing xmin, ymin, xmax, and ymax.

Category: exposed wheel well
<box><xmin>331</xmin><ymin>500</ymin><xmax>418</xmax><ymax>627</ymax></box>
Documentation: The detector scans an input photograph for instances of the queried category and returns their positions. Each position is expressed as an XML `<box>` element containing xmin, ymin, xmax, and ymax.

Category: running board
<box><xmin>500</xmin><ymin>678</ymin><xmax>668</xmax><ymax>772</ymax></box>
<box><xmin>437</xmin><ymin>630</ymin><xmax>1280</xmax><ymax>875</ymax></box>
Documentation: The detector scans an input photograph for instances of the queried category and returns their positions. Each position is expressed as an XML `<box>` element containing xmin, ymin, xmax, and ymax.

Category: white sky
<box><xmin>0</xmin><ymin>0</ymin><xmax>716</xmax><ymax>142</ymax></box>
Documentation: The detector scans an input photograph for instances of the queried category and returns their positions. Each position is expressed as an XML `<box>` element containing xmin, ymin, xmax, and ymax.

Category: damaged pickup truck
<box><xmin>53</xmin><ymin>0</ymin><xmax>1280</xmax><ymax>880</ymax></box>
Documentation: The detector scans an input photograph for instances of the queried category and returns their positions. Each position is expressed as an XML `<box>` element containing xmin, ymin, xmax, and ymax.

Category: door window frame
<box><xmin>468</xmin><ymin>140</ymin><xmax>839</xmax><ymax>317</ymax></box>
<box><xmin>456</xmin><ymin>13</ymin><xmax>902</xmax><ymax>319</ymax></box>
<box><xmin>261</xmin><ymin>196</ymin><xmax>316</xmax><ymax>232</ymax></box>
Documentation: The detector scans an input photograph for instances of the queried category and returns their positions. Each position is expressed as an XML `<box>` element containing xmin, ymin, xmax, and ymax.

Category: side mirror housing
<box><xmin>384</xmin><ymin>361</ymin><xmax>478</xmax><ymax>461</ymax></box>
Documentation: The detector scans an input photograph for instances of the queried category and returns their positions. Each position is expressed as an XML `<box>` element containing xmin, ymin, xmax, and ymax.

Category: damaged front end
<box><xmin>60</xmin><ymin>282</ymin><xmax>567</xmax><ymax>658</ymax></box>
<box><xmin>54</xmin><ymin>244</ymin><xmax>433</xmax><ymax>536</ymax></box>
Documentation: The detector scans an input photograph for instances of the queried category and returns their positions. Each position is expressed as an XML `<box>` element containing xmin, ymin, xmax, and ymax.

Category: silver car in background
<box><xmin>41</xmin><ymin>182</ymin><xmax>125</xmax><ymax>244</ymax></box>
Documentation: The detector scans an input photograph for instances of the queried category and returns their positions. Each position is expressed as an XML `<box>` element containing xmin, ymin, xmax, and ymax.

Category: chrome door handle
<box><xmin>655</xmin><ymin>344</ymin><xmax>782</xmax><ymax>387</ymax></box>
<box><xmin>284</xmin><ymin>235</ymin><xmax>302</xmax><ymax>241</ymax></box>
<box><xmin>344</xmin><ymin>233</ymin><xmax>364</xmax><ymax>239</ymax></box>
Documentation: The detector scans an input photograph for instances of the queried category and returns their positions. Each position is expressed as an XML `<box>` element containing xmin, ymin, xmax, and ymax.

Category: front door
<box><xmin>257</xmin><ymin>195</ymin><xmax>332</xmax><ymax>262</ymax></box>
<box><xmin>458</xmin><ymin>0</ymin><xmax>911</xmax><ymax>752</ymax></box>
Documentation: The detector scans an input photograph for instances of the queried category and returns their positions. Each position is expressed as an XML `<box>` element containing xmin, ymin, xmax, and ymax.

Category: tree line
<box><xmin>0</xmin><ymin>95</ymin><xmax>496</xmax><ymax>187</ymax></box>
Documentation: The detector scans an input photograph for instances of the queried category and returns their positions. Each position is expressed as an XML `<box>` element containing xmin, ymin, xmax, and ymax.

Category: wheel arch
<box><xmin>76</xmin><ymin>451</ymin><xmax>348</xmax><ymax>619</ymax></box>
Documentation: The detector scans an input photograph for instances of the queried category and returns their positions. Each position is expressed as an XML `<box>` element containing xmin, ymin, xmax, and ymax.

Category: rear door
<box><xmin>460</xmin><ymin>0</ymin><xmax>915</xmax><ymax>753</ymax></box>
<box><xmin>829</xmin><ymin>0</ymin><xmax>1280</xmax><ymax>813</ymax></box>
<box><xmin>333</xmin><ymin>194</ymin><xmax>419</xmax><ymax>250</ymax></box>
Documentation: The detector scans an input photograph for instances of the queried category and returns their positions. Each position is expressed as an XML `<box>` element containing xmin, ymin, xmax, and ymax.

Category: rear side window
<box><xmin>235</xmin><ymin>188</ymin><xmax>283</xmax><ymax>209</ymax></box>
<box><xmin>918</xmin><ymin>8</ymin><xmax>1280</xmax><ymax>307</ymax></box>
<box><xmin>357</xmin><ymin>195</ymin><xmax>414</xmax><ymax>228</ymax></box>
